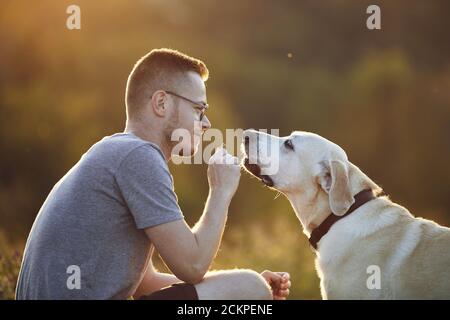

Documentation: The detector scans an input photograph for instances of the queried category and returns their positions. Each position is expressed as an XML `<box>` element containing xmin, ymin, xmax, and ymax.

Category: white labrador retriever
<box><xmin>241</xmin><ymin>129</ymin><xmax>450</xmax><ymax>299</ymax></box>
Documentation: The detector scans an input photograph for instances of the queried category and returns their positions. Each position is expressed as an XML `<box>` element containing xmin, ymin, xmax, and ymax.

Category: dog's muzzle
<box><xmin>242</xmin><ymin>135</ymin><xmax>274</xmax><ymax>187</ymax></box>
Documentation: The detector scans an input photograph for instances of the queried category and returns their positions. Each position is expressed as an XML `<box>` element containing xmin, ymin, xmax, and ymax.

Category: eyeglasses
<box><xmin>165</xmin><ymin>91</ymin><xmax>209</xmax><ymax>121</ymax></box>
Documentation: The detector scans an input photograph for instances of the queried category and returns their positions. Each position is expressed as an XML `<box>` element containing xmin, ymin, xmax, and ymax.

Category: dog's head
<box><xmin>241</xmin><ymin>129</ymin><xmax>379</xmax><ymax>230</ymax></box>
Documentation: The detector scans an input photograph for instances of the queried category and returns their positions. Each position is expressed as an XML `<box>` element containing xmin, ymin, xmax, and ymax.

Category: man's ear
<box><xmin>151</xmin><ymin>90</ymin><xmax>167</xmax><ymax>117</ymax></box>
<box><xmin>317</xmin><ymin>159</ymin><xmax>354</xmax><ymax>216</ymax></box>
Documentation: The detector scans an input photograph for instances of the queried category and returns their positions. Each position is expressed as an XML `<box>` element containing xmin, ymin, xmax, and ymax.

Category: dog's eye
<box><xmin>284</xmin><ymin>139</ymin><xmax>294</xmax><ymax>150</ymax></box>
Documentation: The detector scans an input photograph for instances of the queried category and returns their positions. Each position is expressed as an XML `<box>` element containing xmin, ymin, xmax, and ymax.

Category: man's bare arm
<box><xmin>133</xmin><ymin>248</ymin><xmax>181</xmax><ymax>299</ymax></box>
<box><xmin>144</xmin><ymin>148</ymin><xmax>240</xmax><ymax>284</ymax></box>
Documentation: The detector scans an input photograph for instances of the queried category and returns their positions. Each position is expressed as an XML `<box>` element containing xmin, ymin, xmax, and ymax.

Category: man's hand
<box><xmin>261</xmin><ymin>270</ymin><xmax>291</xmax><ymax>300</ymax></box>
<box><xmin>207</xmin><ymin>147</ymin><xmax>241</xmax><ymax>200</ymax></box>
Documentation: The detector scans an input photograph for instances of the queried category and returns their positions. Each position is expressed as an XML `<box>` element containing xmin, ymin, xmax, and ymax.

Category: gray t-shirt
<box><xmin>16</xmin><ymin>133</ymin><xmax>184</xmax><ymax>299</ymax></box>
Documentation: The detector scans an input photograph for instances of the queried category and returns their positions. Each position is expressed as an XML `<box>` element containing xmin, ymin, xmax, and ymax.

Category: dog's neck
<box><xmin>287</xmin><ymin>162</ymin><xmax>381</xmax><ymax>237</ymax></box>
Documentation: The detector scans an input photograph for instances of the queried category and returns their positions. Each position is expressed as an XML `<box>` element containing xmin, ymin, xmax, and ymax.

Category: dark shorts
<box><xmin>138</xmin><ymin>283</ymin><xmax>199</xmax><ymax>300</ymax></box>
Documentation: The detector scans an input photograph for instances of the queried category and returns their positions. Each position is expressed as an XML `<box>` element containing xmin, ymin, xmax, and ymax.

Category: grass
<box><xmin>0</xmin><ymin>234</ymin><xmax>22</xmax><ymax>300</ymax></box>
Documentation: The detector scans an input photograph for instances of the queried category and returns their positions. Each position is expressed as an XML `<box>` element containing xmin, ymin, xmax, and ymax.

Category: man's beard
<box><xmin>164</xmin><ymin>107</ymin><xmax>197</xmax><ymax>157</ymax></box>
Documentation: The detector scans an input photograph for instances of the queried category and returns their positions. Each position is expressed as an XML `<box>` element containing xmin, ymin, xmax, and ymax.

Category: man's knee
<box><xmin>195</xmin><ymin>269</ymin><xmax>273</xmax><ymax>300</ymax></box>
<box><xmin>238</xmin><ymin>270</ymin><xmax>273</xmax><ymax>300</ymax></box>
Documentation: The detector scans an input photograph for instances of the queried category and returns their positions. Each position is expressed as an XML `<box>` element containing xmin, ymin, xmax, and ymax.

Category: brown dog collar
<box><xmin>309</xmin><ymin>189</ymin><xmax>377</xmax><ymax>250</ymax></box>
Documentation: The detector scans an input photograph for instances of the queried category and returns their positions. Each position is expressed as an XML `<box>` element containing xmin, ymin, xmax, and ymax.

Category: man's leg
<box><xmin>195</xmin><ymin>269</ymin><xmax>273</xmax><ymax>300</ymax></box>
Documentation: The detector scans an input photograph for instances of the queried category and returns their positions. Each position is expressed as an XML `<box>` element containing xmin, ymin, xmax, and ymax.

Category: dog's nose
<box><xmin>243</xmin><ymin>128</ymin><xmax>256</xmax><ymax>145</ymax></box>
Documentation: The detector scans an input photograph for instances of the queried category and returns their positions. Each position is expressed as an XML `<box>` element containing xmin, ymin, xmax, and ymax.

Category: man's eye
<box><xmin>284</xmin><ymin>139</ymin><xmax>294</xmax><ymax>150</ymax></box>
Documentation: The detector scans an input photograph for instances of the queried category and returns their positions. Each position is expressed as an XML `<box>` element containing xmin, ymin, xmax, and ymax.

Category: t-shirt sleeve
<box><xmin>115</xmin><ymin>144</ymin><xmax>184</xmax><ymax>229</ymax></box>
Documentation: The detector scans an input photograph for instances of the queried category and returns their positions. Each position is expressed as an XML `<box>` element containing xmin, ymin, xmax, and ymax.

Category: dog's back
<box><xmin>317</xmin><ymin>197</ymin><xmax>450</xmax><ymax>299</ymax></box>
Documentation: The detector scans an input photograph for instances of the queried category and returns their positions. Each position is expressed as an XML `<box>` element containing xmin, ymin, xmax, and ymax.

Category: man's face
<box><xmin>165</xmin><ymin>71</ymin><xmax>211</xmax><ymax>157</ymax></box>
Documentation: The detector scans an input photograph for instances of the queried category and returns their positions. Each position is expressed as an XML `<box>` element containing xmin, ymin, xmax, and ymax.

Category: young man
<box><xmin>16</xmin><ymin>49</ymin><xmax>291</xmax><ymax>300</ymax></box>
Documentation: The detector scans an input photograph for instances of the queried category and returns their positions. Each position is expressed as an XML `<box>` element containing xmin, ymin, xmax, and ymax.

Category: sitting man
<box><xmin>16</xmin><ymin>48</ymin><xmax>291</xmax><ymax>300</ymax></box>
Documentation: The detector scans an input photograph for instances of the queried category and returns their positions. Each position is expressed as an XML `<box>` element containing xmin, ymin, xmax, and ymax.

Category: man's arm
<box><xmin>144</xmin><ymin>148</ymin><xmax>240</xmax><ymax>284</ymax></box>
<box><xmin>133</xmin><ymin>247</ymin><xmax>181</xmax><ymax>299</ymax></box>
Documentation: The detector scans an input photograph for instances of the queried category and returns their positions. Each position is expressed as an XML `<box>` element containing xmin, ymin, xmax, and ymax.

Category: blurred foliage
<box><xmin>0</xmin><ymin>0</ymin><xmax>449</xmax><ymax>299</ymax></box>
<box><xmin>0</xmin><ymin>234</ymin><xmax>22</xmax><ymax>300</ymax></box>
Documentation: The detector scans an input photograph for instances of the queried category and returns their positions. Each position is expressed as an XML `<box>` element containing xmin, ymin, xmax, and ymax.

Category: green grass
<box><xmin>0</xmin><ymin>239</ymin><xmax>22</xmax><ymax>300</ymax></box>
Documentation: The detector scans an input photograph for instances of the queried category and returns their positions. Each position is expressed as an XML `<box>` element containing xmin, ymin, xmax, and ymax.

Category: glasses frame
<box><xmin>165</xmin><ymin>91</ymin><xmax>209</xmax><ymax>121</ymax></box>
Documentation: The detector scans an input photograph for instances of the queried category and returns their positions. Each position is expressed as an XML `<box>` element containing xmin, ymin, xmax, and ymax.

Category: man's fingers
<box><xmin>261</xmin><ymin>271</ymin><xmax>291</xmax><ymax>300</ymax></box>
<box><xmin>278</xmin><ymin>272</ymin><xmax>290</xmax><ymax>281</ymax></box>
<box><xmin>275</xmin><ymin>289</ymin><xmax>290</xmax><ymax>299</ymax></box>
<box><xmin>280</xmin><ymin>280</ymin><xmax>291</xmax><ymax>290</ymax></box>
<box><xmin>269</xmin><ymin>275</ymin><xmax>282</xmax><ymax>288</ymax></box>
<box><xmin>267</xmin><ymin>271</ymin><xmax>282</xmax><ymax>280</ymax></box>
<box><xmin>208</xmin><ymin>147</ymin><xmax>227</xmax><ymax>164</ymax></box>
<box><xmin>209</xmin><ymin>147</ymin><xmax>240</xmax><ymax>165</ymax></box>
<box><xmin>224</xmin><ymin>153</ymin><xmax>239</xmax><ymax>165</ymax></box>
<box><xmin>208</xmin><ymin>148</ymin><xmax>222</xmax><ymax>164</ymax></box>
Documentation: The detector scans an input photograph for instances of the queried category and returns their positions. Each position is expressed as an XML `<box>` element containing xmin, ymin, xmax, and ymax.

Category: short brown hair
<box><xmin>125</xmin><ymin>48</ymin><xmax>209</xmax><ymax>115</ymax></box>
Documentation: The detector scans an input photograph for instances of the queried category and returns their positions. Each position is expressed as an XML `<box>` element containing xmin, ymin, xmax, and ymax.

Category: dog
<box><xmin>241</xmin><ymin>129</ymin><xmax>450</xmax><ymax>299</ymax></box>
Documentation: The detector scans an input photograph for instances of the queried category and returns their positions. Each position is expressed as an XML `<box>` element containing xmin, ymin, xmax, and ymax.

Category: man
<box><xmin>16</xmin><ymin>48</ymin><xmax>291</xmax><ymax>300</ymax></box>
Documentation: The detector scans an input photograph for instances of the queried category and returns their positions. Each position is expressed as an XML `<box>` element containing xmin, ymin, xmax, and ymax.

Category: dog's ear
<box><xmin>318</xmin><ymin>160</ymin><xmax>354</xmax><ymax>216</ymax></box>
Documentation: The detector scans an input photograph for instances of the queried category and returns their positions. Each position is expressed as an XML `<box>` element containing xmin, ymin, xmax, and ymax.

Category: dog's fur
<box><xmin>242</xmin><ymin>129</ymin><xmax>450</xmax><ymax>299</ymax></box>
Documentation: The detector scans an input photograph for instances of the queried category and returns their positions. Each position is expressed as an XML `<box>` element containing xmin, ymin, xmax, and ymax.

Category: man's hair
<box><xmin>125</xmin><ymin>48</ymin><xmax>209</xmax><ymax>116</ymax></box>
